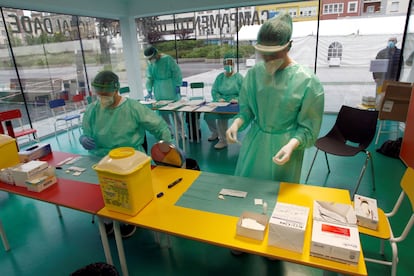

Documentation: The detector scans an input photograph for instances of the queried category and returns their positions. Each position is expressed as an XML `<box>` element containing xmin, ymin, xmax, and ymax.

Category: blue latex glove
<box><xmin>79</xmin><ymin>135</ymin><xmax>96</xmax><ymax>150</ymax></box>
<box><xmin>175</xmin><ymin>86</ymin><xmax>180</xmax><ymax>94</ymax></box>
<box><xmin>144</xmin><ymin>90</ymin><xmax>153</xmax><ymax>100</ymax></box>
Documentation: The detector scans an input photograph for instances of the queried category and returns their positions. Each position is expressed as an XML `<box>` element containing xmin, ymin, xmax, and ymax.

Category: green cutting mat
<box><xmin>175</xmin><ymin>171</ymin><xmax>279</xmax><ymax>217</ymax></box>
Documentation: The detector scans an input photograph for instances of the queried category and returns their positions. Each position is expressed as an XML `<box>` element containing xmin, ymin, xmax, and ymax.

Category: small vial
<box><xmin>263</xmin><ymin>202</ymin><xmax>268</xmax><ymax>214</ymax></box>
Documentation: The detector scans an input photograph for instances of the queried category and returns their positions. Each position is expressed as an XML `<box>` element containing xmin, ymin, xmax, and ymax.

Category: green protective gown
<box><xmin>82</xmin><ymin>98</ymin><xmax>172</xmax><ymax>157</ymax></box>
<box><xmin>235</xmin><ymin>62</ymin><xmax>324</xmax><ymax>183</ymax></box>
<box><xmin>146</xmin><ymin>54</ymin><xmax>182</xmax><ymax>101</ymax></box>
<box><xmin>204</xmin><ymin>71</ymin><xmax>244</xmax><ymax>121</ymax></box>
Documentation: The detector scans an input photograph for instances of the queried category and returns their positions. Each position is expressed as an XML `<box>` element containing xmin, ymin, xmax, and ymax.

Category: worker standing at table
<box><xmin>205</xmin><ymin>53</ymin><xmax>243</xmax><ymax>149</ymax></box>
<box><xmin>144</xmin><ymin>46</ymin><xmax>183</xmax><ymax>136</ymax></box>
<box><xmin>226</xmin><ymin>13</ymin><xmax>324</xmax><ymax>183</ymax></box>
<box><xmin>79</xmin><ymin>70</ymin><xmax>172</xmax><ymax>238</ymax></box>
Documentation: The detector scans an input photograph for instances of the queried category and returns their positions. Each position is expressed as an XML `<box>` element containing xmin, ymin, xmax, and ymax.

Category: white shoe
<box><xmin>214</xmin><ymin>141</ymin><xmax>227</xmax><ymax>149</ymax></box>
<box><xmin>208</xmin><ymin>134</ymin><xmax>218</xmax><ymax>141</ymax></box>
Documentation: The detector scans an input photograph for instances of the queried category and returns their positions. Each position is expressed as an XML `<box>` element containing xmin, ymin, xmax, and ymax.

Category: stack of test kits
<box><xmin>268</xmin><ymin>202</ymin><xmax>309</xmax><ymax>253</ymax></box>
<box><xmin>310</xmin><ymin>201</ymin><xmax>360</xmax><ymax>264</ymax></box>
<box><xmin>10</xmin><ymin>160</ymin><xmax>57</xmax><ymax>192</ymax></box>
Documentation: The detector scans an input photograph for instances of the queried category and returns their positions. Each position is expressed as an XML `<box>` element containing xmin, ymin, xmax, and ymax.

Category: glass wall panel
<box><xmin>0</xmin><ymin>7</ymin><xmax>126</xmax><ymax>141</ymax></box>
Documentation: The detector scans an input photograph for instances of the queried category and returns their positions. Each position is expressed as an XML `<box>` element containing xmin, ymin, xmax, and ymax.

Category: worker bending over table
<box><xmin>79</xmin><ymin>70</ymin><xmax>172</xmax><ymax>238</ymax></box>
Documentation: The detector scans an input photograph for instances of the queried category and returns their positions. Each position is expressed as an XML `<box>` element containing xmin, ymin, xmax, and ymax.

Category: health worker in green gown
<box><xmin>144</xmin><ymin>46</ymin><xmax>183</xmax><ymax>134</ymax></box>
<box><xmin>226</xmin><ymin>13</ymin><xmax>324</xmax><ymax>183</ymax></box>
<box><xmin>80</xmin><ymin>70</ymin><xmax>172</xmax><ymax>157</ymax></box>
<box><xmin>205</xmin><ymin>53</ymin><xmax>244</xmax><ymax>149</ymax></box>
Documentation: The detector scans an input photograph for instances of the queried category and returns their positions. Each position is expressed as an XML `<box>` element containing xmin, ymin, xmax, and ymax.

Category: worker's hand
<box><xmin>218</xmin><ymin>98</ymin><xmax>226</xmax><ymax>102</ymax></box>
<box><xmin>144</xmin><ymin>90</ymin><xmax>153</xmax><ymax>101</ymax></box>
<box><xmin>272</xmin><ymin>138</ymin><xmax>300</xmax><ymax>165</ymax></box>
<box><xmin>230</xmin><ymin>99</ymin><xmax>238</xmax><ymax>104</ymax></box>
<box><xmin>175</xmin><ymin>86</ymin><xmax>181</xmax><ymax>94</ymax></box>
<box><xmin>226</xmin><ymin>118</ymin><xmax>243</xmax><ymax>144</ymax></box>
<box><xmin>79</xmin><ymin>135</ymin><xmax>96</xmax><ymax>150</ymax></box>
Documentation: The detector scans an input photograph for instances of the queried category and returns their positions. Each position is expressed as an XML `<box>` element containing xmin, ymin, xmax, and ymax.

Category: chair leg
<box><xmin>352</xmin><ymin>152</ymin><xmax>370</xmax><ymax>197</ymax></box>
<box><xmin>390</xmin><ymin>240</ymin><xmax>399</xmax><ymax>276</ymax></box>
<box><xmin>305</xmin><ymin>149</ymin><xmax>319</xmax><ymax>183</ymax></box>
<box><xmin>368</xmin><ymin>151</ymin><xmax>376</xmax><ymax>192</ymax></box>
<box><xmin>324</xmin><ymin>152</ymin><xmax>331</xmax><ymax>173</ymax></box>
<box><xmin>375</xmin><ymin>120</ymin><xmax>384</xmax><ymax>145</ymax></box>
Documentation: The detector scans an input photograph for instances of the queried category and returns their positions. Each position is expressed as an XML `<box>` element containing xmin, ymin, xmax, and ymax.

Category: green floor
<box><xmin>0</xmin><ymin>113</ymin><xmax>412</xmax><ymax>276</ymax></box>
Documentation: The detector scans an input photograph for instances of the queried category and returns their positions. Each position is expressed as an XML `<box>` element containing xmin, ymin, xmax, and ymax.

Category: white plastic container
<box><xmin>93</xmin><ymin>147</ymin><xmax>153</xmax><ymax>216</ymax></box>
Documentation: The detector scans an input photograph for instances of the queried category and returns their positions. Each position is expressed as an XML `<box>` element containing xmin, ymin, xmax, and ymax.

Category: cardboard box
<box><xmin>25</xmin><ymin>175</ymin><xmax>57</xmax><ymax>192</ymax></box>
<box><xmin>11</xmin><ymin>160</ymin><xmax>49</xmax><ymax>187</ymax></box>
<box><xmin>354</xmin><ymin>194</ymin><xmax>379</xmax><ymax>230</ymax></box>
<box><xmin>236</xmin><ymin>211</ymin><xmax>268</xmax><ymax>241</ymax></box>
<box><xmin>310</xmin><ymin>220</ymin><xmax>360</xmax><ymax>264</ymax></box>
<box><xmin>313</xmin><ymin>200</ymin><xmax>357</xmax><ymax>226</ymax></box>
<box><xmin>311</xmin><ymin>200</ymin><xmax>360</xmax><ymax>264</ymax></box>
<box><xmin>268</xmin><ymin>202</ymin><xmax>309</xmax><ymax>253</ymax></box>
<box><xmin>18</xmin><ymin>143</ymin><xmax>52</xmax><ymax>163</ymax></box>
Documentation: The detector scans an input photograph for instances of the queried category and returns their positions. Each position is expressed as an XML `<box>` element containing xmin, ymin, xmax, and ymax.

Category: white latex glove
<box><xmin>226</xmin><ymin>118</ymin><xmax>243</xmax><ymax>144</ymax></box>
<box><xmin>272</xmin><ymin>138</ymin><xmax>300</xmax><ymax>165</ymax></box>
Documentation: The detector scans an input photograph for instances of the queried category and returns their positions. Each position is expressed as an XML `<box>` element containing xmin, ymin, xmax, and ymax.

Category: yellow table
<box><xmin>97</xmin><ymin>166</ymin><xmax>367</xmax><ymax>276</ymax></box>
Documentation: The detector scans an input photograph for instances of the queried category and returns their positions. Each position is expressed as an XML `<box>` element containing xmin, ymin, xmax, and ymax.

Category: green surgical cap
<box><xmin>144</xmin><ymin>46</ymin><xmax>158</xmax><ymax>59</ymax></box>
<box><xmin>255</xmin><ymin>12</ymin><xmax>292</xmax><ymax>53</ymax></box>
<box><xmin>92</xmin><ymin>70</ymin><xmax>120</xmax><ymax>92</ymax></box>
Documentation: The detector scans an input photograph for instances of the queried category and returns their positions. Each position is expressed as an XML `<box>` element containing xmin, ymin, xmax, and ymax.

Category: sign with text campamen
<box><xmin>137</xmin><ymin>9</ymin><xmax>274</xmax><ymax>40</ymax></box>
<box><xmin>6</xmin><ymin>9</ymin><xmax>273</xmax><ymax>39</ymax></box>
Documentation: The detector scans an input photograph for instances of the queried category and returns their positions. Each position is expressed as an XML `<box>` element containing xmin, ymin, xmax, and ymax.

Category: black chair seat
<box><xmin>306</xmin><ymin>105</ymin><xmax>379</xmax><ymax>196</ymax></box>
<box><xmin>315</xmin><ymin>136</ymin><xmax>365</xmax><ymax>156</ymax></box>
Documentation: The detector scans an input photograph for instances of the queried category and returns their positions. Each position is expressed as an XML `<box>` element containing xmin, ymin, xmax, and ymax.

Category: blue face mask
<box><xmin>224</xmin><ymin>65</ymin><xmax>233</xmax><ymax>73</ymax></box>
<box><xmin>388</xmin><ymin>41</ymin><xmax>396</xmax><ymax>48</ymax></box>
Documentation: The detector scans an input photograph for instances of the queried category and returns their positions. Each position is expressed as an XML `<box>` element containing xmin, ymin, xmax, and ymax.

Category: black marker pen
<box><xmin>168</xmin><ymin>177</ymin><xmax>182</xmax><ymax>189</ymax></box>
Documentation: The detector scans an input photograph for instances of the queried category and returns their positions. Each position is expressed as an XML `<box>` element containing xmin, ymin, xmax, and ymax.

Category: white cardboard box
<box><xmin>310</xmin><ymin>220</ymin><xmax>360</xmax><ymax>264</ymax></box>
<box><xmin>313</xmin><ymin>200</ymin><xmax>357</xmax><ymax>226</ymax></box>
<box><xmin>354</xmin><ymin>194</ymin><xmax>379</xmax><ymax>230</ymax></box>
<box><xmin>236</xmin><ymin>211</ymin><xmax>268</xmax><ymax>241</ymax></box>
<box><xmin>10</xmin><ymin>160</ymin><xmax>49</xmax><ymax>187</ymax></box>
<box><xmin>18</xmin><ymin>143</ymin><xmax>52</xmax><ymax>163</ymax></box>
<box><xmin>25</xmin><ymin>175</ymin><xmax>57</xmax><ymax>192</ymax></box>
<box><xmin>268</xmin><ymin>202</ymin><xmax>309</xmax><ymax>253</ymax></box>
<box><xmin>311</xmin><ymin>201</ymin><xmax>360</xmax><ymax>264</ymax></box>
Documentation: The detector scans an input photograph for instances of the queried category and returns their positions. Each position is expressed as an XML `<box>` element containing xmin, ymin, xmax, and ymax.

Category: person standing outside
<box><xmin>205</xmin><ymin>53</ymin><xmax>244</xmax><ymax>149</ymax></box>
<box><xmin>226</xmin><ymin>13</ymin><xmax>324</xmax><ymax>183</ymax></box>
<box><xmin>373</xmin><ymin>37</ymin><xmax>402</xmax><ymax>100</ymax></box>
<box><xmin>144</xmin><ymin>46</ymin><xmax>183</xmax><ymax>135</ymax></box>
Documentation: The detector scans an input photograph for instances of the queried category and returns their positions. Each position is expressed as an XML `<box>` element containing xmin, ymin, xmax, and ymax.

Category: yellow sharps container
<box><xmin>0</xmin><ymin>134</ymin><xmax>20</xmax><ymax>169</ymax></box>
<box><xmin>93</xmin><ymin>147</ymin><xmax>153</xmax><ymax>216</ymax></box>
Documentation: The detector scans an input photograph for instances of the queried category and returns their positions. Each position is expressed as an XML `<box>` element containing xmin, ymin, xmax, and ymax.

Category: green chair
<box><xmin>119</xmin><ymin>86</ymin><xmax>130</xmax><ymax>94</ymax></box>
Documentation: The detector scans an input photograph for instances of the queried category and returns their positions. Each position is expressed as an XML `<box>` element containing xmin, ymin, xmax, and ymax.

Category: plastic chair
<box><xmin>361</xmin><ymin>167</ymin><xmax>414</xmax><ymax>276</ymax></box>
<box><xmin>119</xmin><ymin>86</ymin><xmax>130</xmax><ymax>94</ymax></box>
<box><xmin>48</xmin><ymin>98</ymin><xmax>81</xmax><ymax>136</ymax></box>
<box><xmin>305</xmin><ymin>105</ymin><xmax>379</xmax><ymax>196</ymax></box>
<box><xmin>181</xmin><ymin>81</ymin><xmax>188</xmax><ymax>97</ymax></box>
<box><xmin>72</xmin><ymin>94</ymin><xmax>86</xmax><ymax>114</ymax></box>
<box><xmin>190</xmin><ymin>82</ymin><xmax>205</xmax><ymax>99</ymax></box>
<box><xmin>0</xmin><ymin>220</ymin><xmax>10</xmax><ymax>251</ymax></box>
<box><xmin>0</xmin><ymin>109</ymin><xmax>39</xmax><ymax>143</ymax></box>
<box><xmin>375</xmin><ymin>80</ymin><xmax>412</xmax><ymax>145</ymax></box>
